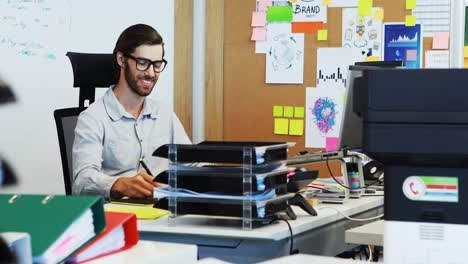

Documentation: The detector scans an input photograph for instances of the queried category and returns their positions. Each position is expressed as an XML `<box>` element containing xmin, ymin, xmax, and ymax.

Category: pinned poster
<box><xmin>342</xmin><ymin>7</ymin><xmax>383</xmax><ymax>59</ymax></box>
<box><xmin>425</xmin><ymin>50</ymin><xmax>449</xmax><ymax>68</ymax></box>
<box><xmin>316</xmin><ymin>48</ymin><xmax>362</xmax><ymax>90</ymax></box>
<box><xmin>266</xmin><ymin>23</ymin><xmax>304</xmax><ymax>84</ymax></box>
<box><xmin>305</xmin><ymin>87</ymin><xmax>344</xmax><ymax>148</ymax></box>
<box><xmin>292</xmin><ymin>0</ymin><xmax>327</xmax><ymax>22</ymax></box>
<box><xmin>383</xmin><ymin>23</ymin><xmax>422</xmax><ymax>68</ymax></box>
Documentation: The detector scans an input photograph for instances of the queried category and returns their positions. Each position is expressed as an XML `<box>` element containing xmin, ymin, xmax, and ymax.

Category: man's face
<box><xmin>123</xmin><ymin>44</ymin><xmax>163</xmax><ymax>97</ymax></box>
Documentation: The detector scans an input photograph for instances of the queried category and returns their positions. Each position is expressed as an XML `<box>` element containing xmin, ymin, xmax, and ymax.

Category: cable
<box><xmin>319</xmin><ymin>207</ymin><xmax>384</xmax><ymax>222</ymax></box>
<box><xmin>325</xmin><ymin>157</ymin><xmax>381</xmax><ymax>190</ymax></box>
<box><xmin>368</xmin><ymin>245</ymin><xmax>372</xmax><ymax>262</ymax></box>
<box><xmin>269</xmin><ymin>217</ymin><xmax>295</xmax><ymax>255</ymax></box>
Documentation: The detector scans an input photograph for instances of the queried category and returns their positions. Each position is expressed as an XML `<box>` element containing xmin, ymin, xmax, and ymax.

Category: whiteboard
<box><xmin>0</xmin><ymin>0</ymin><xmax>175</xmax><ymax>194</ymax></box>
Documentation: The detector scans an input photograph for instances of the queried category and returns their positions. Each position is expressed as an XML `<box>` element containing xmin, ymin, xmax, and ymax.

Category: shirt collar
<box><xmin>103</xmin><ymin>86</ymin><xmax>160</xmax><ymax>121</ymax></box>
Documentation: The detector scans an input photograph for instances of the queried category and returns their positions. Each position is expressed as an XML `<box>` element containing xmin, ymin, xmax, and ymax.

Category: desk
<box><xmin>85</xmin><ymin>240</ymin><xmax>197</xmax><ymax>264</ymax></box>
<box><xmin>136</xmin><ymin>196</ymin><xmax>383</xmax><ymax>263</ymax></box>
<box><xmin>345</xmin><ymin>220</ymin><xmax>383</xmax><ymax>246</ymax></box>
<box><xmin>258</xmin><ymin>253</ymin><xmax>363</xmax><ymax>263</ymax></box>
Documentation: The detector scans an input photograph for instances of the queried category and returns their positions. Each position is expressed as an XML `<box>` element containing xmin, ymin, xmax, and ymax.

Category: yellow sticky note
<box><xmin>289</xmin><ymin>119</ymin><xmax>304</xmax><ymax>136</ymax></box>
<box><xmin>317</xmin><ymin>29</ymin><xmax>328</xmax><ymax>40</ymax></box>
<box><xmin>322</xmin><ymin>0</ymin><xmax>332</xmax><ymax>5</ymax></box>
<box><xmin>405</xmin><ymin>15</ymin><xmax>416</xmax><ymax>27</ymax></box>
<box><xmin>274</xmin><ymin>118</ymin><xmax>289</xmax><ymax>135</ymax></box>
<box><xmin>273</xmin><ymin>105</ymin><xmax>283</xmax><ymax>117</ymax></box>
<box><xmin>464</xmin><ymin>46</ymin><xmax>468</xmax><ymax>58</ymax></box>
<box><xmin>284</xmin><ymin>106</ymin><xmax>294</xmax><ymax>117</ymax></box>
<box><xmin>406</xmin><ymin>0</ymin><xmax>416</xmax><ymax>10</ymax></box>
<box><xmin>373</xmin><ymin>9</ymin><xmax>384</xmax><ymax>21</ymax></box>
<box><xmin>358</xmin><ymin>0</ymin><xmax>373</xmax><ymax>16</ymax></box>
<box><xmin>294</xmin><ymin>107</ymin><xmax>305</xmax><ymax>118</ymax></box>
<box><xmin>289</xmin><ymin>0</ymin><xmax>297</xmax><ymax>2</ymax></box>
<box><xmin>365</xmin><ymin>56</ymin><xmax>380</xmax><ymax>62</ymax></box>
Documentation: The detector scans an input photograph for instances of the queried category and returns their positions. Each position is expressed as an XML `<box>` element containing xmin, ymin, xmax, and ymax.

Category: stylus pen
<box><xmin>139</xmin><ymin>158</ymin><xmax>153</xmax><ymax>176</ymax></box>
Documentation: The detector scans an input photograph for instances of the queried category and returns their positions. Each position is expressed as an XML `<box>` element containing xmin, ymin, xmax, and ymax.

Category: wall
<box><xmin>0</xmin><ymin>0</ymin><xmax>175</xmax><ymax>194</ymax></box>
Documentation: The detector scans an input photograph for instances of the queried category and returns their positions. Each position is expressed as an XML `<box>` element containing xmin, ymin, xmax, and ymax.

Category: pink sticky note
<box><xmin>252</xmin><ymin>12</ymin><xmax>266</xmax><ymax>27</ymax></box>
<box><xmin>251</xmin><ymin>27</ymin><xmax>267</xmax><ymax>41</ymax></box>
<box><xmin>259</xmin><ymin>0</ymin><xmax>273</xmax><ymax>12</ymax></box>
<box><xmin>432</xmin><ymin>32</ymin><xmax>449</xmax><ymax>50</ymax></box>
<box><xmin>325</xmin><ymin>137</ymin><xmax>339</xmax><ymax>151</ymax></box>
<box><xmin>406</xmin><ymin>49</ymin><xmax>417</xmax><ymax>61</ymax></box>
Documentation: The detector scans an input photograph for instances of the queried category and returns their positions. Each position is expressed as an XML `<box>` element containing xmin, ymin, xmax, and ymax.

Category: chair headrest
<box><xmin>66</xmin><ymin>52</ymin><xmax>117</xmax><ymax>88</ymax></box>
<box><xmin>0</xmin><ymin>77</ymin><xmax>15</xmax><ymax>105</ymax></box>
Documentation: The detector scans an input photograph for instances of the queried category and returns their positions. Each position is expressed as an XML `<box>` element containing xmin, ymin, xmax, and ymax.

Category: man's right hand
<box><xmin>110</xmin><ymin>172</ymin><xmax>158</xmax><ymax>199</ymax></box>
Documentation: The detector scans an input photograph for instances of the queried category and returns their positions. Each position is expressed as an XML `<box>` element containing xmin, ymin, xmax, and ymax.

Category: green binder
<box><xmin>0</xmin><ymin>194</ymin><xmax>105</xmax><ymax>263</ymax></box>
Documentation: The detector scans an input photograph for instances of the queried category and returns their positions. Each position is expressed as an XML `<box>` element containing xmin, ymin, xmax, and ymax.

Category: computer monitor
<box><xmin>337</xmin><ymin>61</ymin><xmax>402</xmax><ymax>150</ymax></box>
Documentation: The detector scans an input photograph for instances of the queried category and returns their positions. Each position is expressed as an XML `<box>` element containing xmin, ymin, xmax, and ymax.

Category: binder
<box><xmin>0</xmin><ymin>194</ymin><xmax>105</xmax><ymax>263</ymax></box>
<box><xmin>68</xmin><ymin>212</ymin><xmax>138</xmax><ymax>263</ymax></box>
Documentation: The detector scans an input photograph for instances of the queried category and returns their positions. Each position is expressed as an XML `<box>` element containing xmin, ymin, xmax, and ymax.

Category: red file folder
<box><xmin>67</xmin><ymin>211</ymin><xmax>139</xmax><ymax>263</ymax></box>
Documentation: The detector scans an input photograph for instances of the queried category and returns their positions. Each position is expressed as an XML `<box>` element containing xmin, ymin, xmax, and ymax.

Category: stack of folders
<box><xmin>0</xmin><ymin>194</ymin><xmax>105</xmax><ymax>263</ymax></box>
<box><xmin>309</xmin><ymin>177</ymin><xmax>346</xmax><ymax>203</ymax></box>
<box><xmin>67</xmin><ymin>211</ymin><xmax>139</xmax><ymax>263</ymax></box>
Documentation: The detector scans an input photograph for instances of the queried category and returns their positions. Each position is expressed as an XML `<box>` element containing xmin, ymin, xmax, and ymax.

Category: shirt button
<box><xmin>140</xmin><ymin>139</ymin><xmax>143</xmax><ymax>143</ymax></box>
<box><xmin>135</xmin><ymin>123</ymin><xmax>138</xmax><ymax>127</ymax></box>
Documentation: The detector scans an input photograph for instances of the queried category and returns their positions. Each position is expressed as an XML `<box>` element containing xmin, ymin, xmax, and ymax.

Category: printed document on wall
<box><xmin>292</xmin><ymin>0</ymin><xmax>327</xmax><ymax>22</ymax></box>
<box><xmin>266</xmin><ymin>23</ymin><xmax>304</xmax><ymax>84</ymax></box>
<box><xmin>316</xmin><ymin>48</ymin><xmax>361</xmax><ymax>90</ymax></box>
<box><xmin>305</xmin><ymin>87</ymin><xmax>344</xmax><ymax>148</ymax></box>
<box><xmin>412</xmin><ymin>0</ymin><xmax>450</xmax><ymax>37</ymax></box>
<box><xmin>342</xmin><ymin>7</ymin><xmax>383</xmax><ymax>59</ymax></box>
<box><xmin>425</xmin><ymin>50</ymin><xmax>449</xmax><ymax>68</ymax></box>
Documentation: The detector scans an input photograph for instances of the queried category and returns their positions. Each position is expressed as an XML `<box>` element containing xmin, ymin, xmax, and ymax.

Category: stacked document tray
<box><xmin>152</xmin><ymin>141</ymin><xmax>296</xmax><ymax>221</ymax></box>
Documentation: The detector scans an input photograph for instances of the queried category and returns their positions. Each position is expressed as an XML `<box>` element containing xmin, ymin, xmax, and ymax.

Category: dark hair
<box><xmin>113</xmin><ymin>24</ymin><xmax>165</xmax><ymax>79</ymax></box>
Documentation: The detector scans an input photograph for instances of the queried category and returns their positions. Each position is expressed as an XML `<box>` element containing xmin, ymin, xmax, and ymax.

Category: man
<box><xmin>72</xmin><ymin>24</ymin><xmax>191</xmax><ymax>199</ymax></box>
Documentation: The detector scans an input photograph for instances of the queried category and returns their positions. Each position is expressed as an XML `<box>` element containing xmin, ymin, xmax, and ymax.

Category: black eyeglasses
<box><xmin>124</xmin><ymin>54</ymin><xmax>167</xmax><ymax>73</ymax></box>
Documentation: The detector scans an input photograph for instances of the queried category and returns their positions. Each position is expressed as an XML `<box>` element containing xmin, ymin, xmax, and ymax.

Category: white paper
<box><xmin>305</xmin><ymin>87</ymin><xmax>344</xmax><ymax>148</ymax></box>
<box><xmin>266</xmin><ymin>23</ymin><xmax>304</xmax><ymax>84</ymax></box>
<box><xmin>412</xmin><ymin>0</ymin><xmax>450</xmax><ymax>37</ymax></box>
<box><xmin>329</xmin><ymin>0</ymin><xmax>358</xmax><ymax>7</ymax></box>
<box><xmin>425</xmin><ymin>50</ymin><xmax>449</xmax><ymax>68</ymax></box>
<box><xmin>256</xmin><ymin>40</ymin><xmax>268</xmax><ymax>54</ymax></box>
<box><xmin>342</xmin><ymin>8</ymin><xmax>383</xmax><ymax>59</ymax></box>
<box><xmin>316</xmin><ymin>47</ymin><xmax>362</xmax><ymax>90</ymax></box>
<box><xmin>292</xmin><ymin>0</ymin><xmax>327</xmax><ymax>22</ymax></box>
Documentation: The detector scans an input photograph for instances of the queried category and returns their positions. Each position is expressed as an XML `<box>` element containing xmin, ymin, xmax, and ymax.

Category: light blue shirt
<box><xmin>72</xmin><ymin>87</ymin><xmax>191</xmax><ymax>198</ymax></box>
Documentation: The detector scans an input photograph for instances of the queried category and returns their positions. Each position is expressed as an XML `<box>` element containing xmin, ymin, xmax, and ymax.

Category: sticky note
<box><xmin>106</xmin><ymin>206</ymin><xmax>170</xmax><ymax>220</ymax></box>
<box><xmin>292</xmin><ymin>21</ymin><xmax>324</xmax><ymax>33</ymax></box>
<box><xmin>294</xmin><ymin>106</ymin><xmax>305</xmax><ymax>118</ymax></box>
<box><xmin>258</xmin><ymin>0</ymin><xmax>273</xmax><ymax>12</ymax></box>
<box><xmin>432</xmin><ymin>32</ymin><xmax>449</xmax><ymax>50</ymax></box>
<box><xmin>464</xmin><ymin>46</ymin><xmax>468</xmax><ymax>58</ymax></box>
<box><xmin>465</xmin><ymin>58</ymin><xmax>468</xmax><ymax>68</ymax></box>
<box><xmin>365</xmin><ymin>56</ymin><xmax>380</xmax><ymax>62</ymax></box>
<box><xmin>322</xmin><ymin>0</ymin><xmax>332</xmax><ymax>5</ymax></box>
<box><xmin>267</xmin><ymin>6</ymin><xmax>293</xmax><ymax>22</ymax></box>
<box><xmin>273</xmin><ymin>105</ymin><xmax>283</xmax><ymax>117</ymax></box>
<box><xmin>406</xmin><ymin>0</ymin><xmax>416</xmax><ymax>10</ymax></box>
<box><xmin>251</xmin><ymin>27</ymin><xmax>267</xmax><ymax>41</ymax></box>
<box><xmin>289</xmin><ymin>120</ymin><xmax>304</xmax><ymax>136</ymax></box>
<box><xmin>284</xmin><ymin>106</ymin><xmax>294</xmax><ymax>117</ymax></box>
<box><xmin>252</xmin><ymin>12</ymin><xmax>266</xmax><ymax>27</ymax></box>
<box><xmin>289</xmin><ymin>0</ymin><xmax>297</xmax><ymax>2</ymax></box>
<box><xmin>325</xmin><ymin>137</ymin><xmax>339</xmax><ymax>151</ymax></box>
<box><xmin>373</xmin><ymin>9</ymin><xmax>384</xmax><ymax>21</ymax></box>
<box><xmin>357</xmin><ymin>0</ymin><xmax>373</xmax><ymax>16</ymax></box>
<box><xmin>406</xmin><ymin>49</ymin><xmax>417</xmax><ymax>61</ymax></box>
<box><xmin>317</xmin><ymin>29</ymin><xmax>328</xmax><ymax>40</ymax></box>
<box><xmin>274</xmin><ymin>118</ymin><xmax>289</xmax><ymax>135</ymax></box>
<box><xmin>405</xmin><ymin>15</ymin><xmax>416</xmax><ymax>27</ymax></box>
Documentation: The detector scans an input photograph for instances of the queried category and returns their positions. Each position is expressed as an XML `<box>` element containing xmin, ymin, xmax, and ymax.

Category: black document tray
<box><xmin>154</xmin><ymin>194</ymin><xmax>294</xmax><ymax>219</ymax></box>
<box><xmin>155</xmin><ymin>166</ymin><xmax>290</xmax><ymax>195</ymax></box>
<box><xmin>152</xmin><ymin>141</ymin><xmax>288</xmax><ymax>164</ymax></box>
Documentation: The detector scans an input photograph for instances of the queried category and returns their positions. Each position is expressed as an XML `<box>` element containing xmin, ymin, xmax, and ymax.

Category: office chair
<box><xmin>54</xmin><ymin>52</ymin><xmax>116</xmax><ymax>194</ymax></box>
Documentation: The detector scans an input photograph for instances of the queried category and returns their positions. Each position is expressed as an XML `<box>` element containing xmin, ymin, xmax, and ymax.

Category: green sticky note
<box><xmin>284</xmin><ymin>106</ymin><xmax>294</xmax><ymax>117</ymax></box>
<box><xmin>274</xmin><ymin>118</ymin><xmax>289</xmax><ymax>135</ymax></box>
<box><xmin>294</xmin><ymin>107</ymin><xmax>305</xmax><ymax>118</ymax></box>
<box><xmin>317</xmin><ymin>29</ymin><xmax>328</xmax><ymax>41</ymax></box>
<box><xmin>405</xmin><ymin>15</ymin><xmax>416</xmax><ymax>27</ymax></box>
<box><xmin>267</xmin><ymin>6</ymin><xmax>293</xmax><ymax>22</ymax></box>
<box><xmin>406</xmin><ymin>0</ymin><xmax>416</xmax><ymax>10</ymax></box>
<box><xmin>273</xmin><ymin>105</ymin><xmax>283</xmax><ymax>117</ymax></box>
<box><xmin>357</xmin><ymin>0</ymin><xmax>373</xmax><ymax>16</ymax></box>
<box><xmin>289</xmin><ymin>119</ymin><xmax>304</xmax><ymax>136</ymax></box>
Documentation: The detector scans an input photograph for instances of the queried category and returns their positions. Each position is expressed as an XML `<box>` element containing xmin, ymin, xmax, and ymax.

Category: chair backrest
<box><xmin>54</xmin><ymin>107</ymin><xmax>85</xmax><ymax>195</ymax></box>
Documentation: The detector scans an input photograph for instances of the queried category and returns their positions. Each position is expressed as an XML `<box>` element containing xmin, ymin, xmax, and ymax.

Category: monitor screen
<box><xmin>337</xmin><ymin>61</ymin><xmax>402</xmax><ymax>150</ymax></box>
